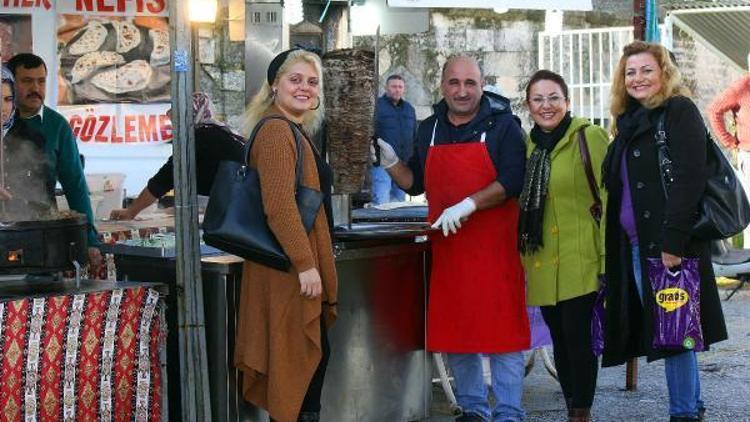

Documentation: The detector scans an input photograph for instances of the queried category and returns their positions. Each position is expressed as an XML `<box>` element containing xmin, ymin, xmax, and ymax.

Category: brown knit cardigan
<box><xmin>233</xmin><ymin>111</ymin><xmax>338</xmax><ymax>422</ymax></box>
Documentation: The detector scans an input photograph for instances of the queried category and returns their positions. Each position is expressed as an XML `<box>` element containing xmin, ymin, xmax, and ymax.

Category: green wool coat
<box><xmin>522</xmin><ymin>117</ymin><xmax>609</xmax><ymax>306</ymax></box>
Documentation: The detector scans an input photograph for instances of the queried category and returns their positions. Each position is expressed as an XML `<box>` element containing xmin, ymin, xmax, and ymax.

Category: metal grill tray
<box><xmin>351</xmin><ymin>206</ymin><xmax>428</xmax><ymax>223</ymax></box>
<box><xmin>333</xmin><ymin>222</ymin><xmax>433</xmax><ymax>241</ymax></box>
<box><xmin>99</xmin><ymin>242</ymin><xmax>224</xmax><ymax>258</ymax></box>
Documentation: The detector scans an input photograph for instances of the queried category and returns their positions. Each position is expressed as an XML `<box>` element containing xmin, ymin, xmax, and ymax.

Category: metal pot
<box><xmin>0</xmin><ymin>214</ymin><xmax>88</xmax><ymax>274</ymax></box>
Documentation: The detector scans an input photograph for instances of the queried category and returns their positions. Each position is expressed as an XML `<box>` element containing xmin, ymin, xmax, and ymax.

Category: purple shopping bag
<box><xmin>527</xmin><ymin>306</ymin><xmax>552</xmax><ymax>349</ymax></box>
<box><xmin>646</xmin><ymin>258</ymin><xmax>704</xmax><ymax>351</ymax></box>
<box><xmin>590</xmin><ymin>276</ymin><xmax>607</xmax><ymax>356</ymax></box>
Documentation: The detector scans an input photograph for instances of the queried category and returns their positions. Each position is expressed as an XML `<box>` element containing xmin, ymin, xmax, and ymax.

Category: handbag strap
<box><xmin>655</xmin><ymin>111</ymin><xmax>676</xmax><ymax>198</ymax></box>
<box><xmin>577</xmin><ymin>126</ymin><xmax>602</xmax><ymax>225</ymax></box>
<box><xmin>244</xmin><ymin>115</ymin><xmax>307</xmax><ymax>190</ymax></box>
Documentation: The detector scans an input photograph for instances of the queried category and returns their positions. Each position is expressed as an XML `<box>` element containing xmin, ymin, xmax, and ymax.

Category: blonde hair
<box><xmin>242</xmin><ymin>49</ymin><xmax>325</xmax><ymax>136</ymax></box>
<box><xmin>610</xmin><ymin>41</ymin><xmax>690</xmax><ymax>135</ymax></box>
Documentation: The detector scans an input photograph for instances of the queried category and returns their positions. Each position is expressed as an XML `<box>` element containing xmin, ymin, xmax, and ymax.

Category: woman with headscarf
<box><xmin>109</xmin><ymin>92</ymin><xmax>245</xmax><ymax>219</ymax></box>
<box><xmin>0</xmin><ymin>65</ymin><xmax>53</xmax><ymax>218</ymax></box>
<box><xmin>234</xmin><ymin>48</ymin><xmax>336</xmax><ymax>422</ymax></box>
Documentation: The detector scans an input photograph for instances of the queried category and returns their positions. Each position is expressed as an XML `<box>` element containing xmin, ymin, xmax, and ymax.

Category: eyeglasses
<box><xmin>529</xmin><ymin>95</ymin><xmax>565</xmax><ymax>107</ymax></box>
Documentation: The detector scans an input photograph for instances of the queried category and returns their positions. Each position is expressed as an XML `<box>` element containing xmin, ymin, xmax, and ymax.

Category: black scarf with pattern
<box><xmin>518</xmin><ymin>112</ymin><xmax>573</xmax><ymax>254</ymax></box>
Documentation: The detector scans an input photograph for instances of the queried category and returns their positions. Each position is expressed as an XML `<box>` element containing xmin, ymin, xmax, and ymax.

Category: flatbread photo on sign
<box><xmin>113</xmin><ymin>20</ymin><xmax>142</xmax><ymax>54</ymax></box>
<box><xmin>91</xmin><ymin>60</ymin><xmax>153</xmax><ymax>94</ymax></box>
<box><xmin>57</xmin><ymin>15</ymin><xmax>171</xmax><ymax>104</ymax></box>
<box><xmin>149</xmin><ymin>28</ymin><xmax>170</xmax><ymax>66</ymax></box>
<box><xmin>68</xmin><ymin>20</ymin><xmax>108</xmax><ymax>56</ymax></box>
<box><xmin>70</xmin><ymin>51</ymin><xmax>125</xmax><ymax>84</ymax></box>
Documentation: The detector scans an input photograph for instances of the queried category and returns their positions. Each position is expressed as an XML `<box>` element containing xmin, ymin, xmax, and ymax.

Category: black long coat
<box><xmin>601</xmin><ymin>96</ymin><xmax>728</xmax><ymax>367</ymax></box>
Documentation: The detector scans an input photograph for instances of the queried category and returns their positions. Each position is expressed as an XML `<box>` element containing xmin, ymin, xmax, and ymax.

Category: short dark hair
<box><xmin>525</xmin><ymin>69</ymin><xmax>569</xmax><ymax>101</ymax></box>
<box><xmin>386</xmin><ymin>74</ymin><xmax>404</xmax><ymax>83</ymax></box>
<box><xmin>7</xmin><ymin>53</ymin><xmax>47</xmax><ymax>76</ymax></box>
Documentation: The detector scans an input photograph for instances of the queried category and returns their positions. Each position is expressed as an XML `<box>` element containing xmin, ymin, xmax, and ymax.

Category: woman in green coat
<box><xmin>518</xmin><ymin>70</ymin><xmax>609</xmax><ymax>422</ymax></box>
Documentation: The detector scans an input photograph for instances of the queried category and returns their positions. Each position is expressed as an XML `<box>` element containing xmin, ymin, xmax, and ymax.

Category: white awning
<box><xmin>668</xmin><ymin>3</ymin><xmax>750</xmax><ymax>71</ymax></box>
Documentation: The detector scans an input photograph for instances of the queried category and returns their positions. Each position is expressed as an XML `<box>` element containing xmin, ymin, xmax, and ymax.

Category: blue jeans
<box><xmin>447</xmin><ymin>352</ymin><xmax>525</xmax><ymax>422</ymax></box>
<box><xmin>631</xmin><ymin>246</ymin><xmax>704</xmax><ymax>418</ymax></box>
<box><xmin>371</xmin><ymin>166</ymin><xmax>406</xmax><ymax>205</ymax></box>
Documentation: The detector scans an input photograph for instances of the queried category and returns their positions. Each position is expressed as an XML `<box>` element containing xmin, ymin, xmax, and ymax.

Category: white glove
<box><xmin>369</xmin><ymin>138</ymin><xmax>399</xmax><ymax>169</ymax></box>
<box><xmin>431</xmin><ymin>197</ymin><xmax>477</xmax><ymax>237</ymax></box>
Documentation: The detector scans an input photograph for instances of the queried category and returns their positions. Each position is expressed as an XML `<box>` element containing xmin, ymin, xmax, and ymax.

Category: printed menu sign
<box><xmin>56</xmin><ymin>0</ymin><xmax>168</xmax><ymax>17</ymax></box>
<box><xmin>59</xmin><ymin>103</ymin><xmax>173</xmax><ymax>144</ymax></box>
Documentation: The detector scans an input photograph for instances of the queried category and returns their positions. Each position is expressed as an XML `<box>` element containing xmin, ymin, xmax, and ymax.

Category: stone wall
<box><xmin>354</xmin><ymin>10</ymin><xmax>545</xmax><ymax>121</ymax></box>
<box><xmin>354</xmin><ymin>8</ymin><xmax>628</xmax><ymax>126</ymax></box>
<box><xmin>197</xmin><ymin>1</ymin><xmax>743</xmax><ymax>136</ymax></box>
<box><xmin>197</xmin><ymin>0</ymin><xmax>248</xmax><ymax>131</ymax></box>
<box><xmin>671</xmin><ymin>26</ymin><xmax>744</xmax><ymax>126</ymax></box>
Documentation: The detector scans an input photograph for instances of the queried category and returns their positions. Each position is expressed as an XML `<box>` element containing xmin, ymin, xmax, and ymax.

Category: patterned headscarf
<box><xmin>1</xmin><ymin>65</ymin><xmax>15</xmax><ymax>133</ymax></box>
<box><xmin>192</xmin><ymin>92</ymin><xmax>217</xmax><ymax>125</ymax></box>
<box><xmin>190</xmin><ymin>91</ymin><xmax>244</xmax><ymax>141</ymax></box>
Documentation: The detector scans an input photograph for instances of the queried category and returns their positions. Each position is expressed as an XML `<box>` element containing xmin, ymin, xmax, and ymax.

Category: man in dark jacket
<box><xmin>373</xmin><ymin>55</ymin><xmax>529</xmax><ymax>422</ymax></box>
<box><xmin>371</xmin><ymin>74</ymin><xmax>416</xmax><ymax>204</ymax></box>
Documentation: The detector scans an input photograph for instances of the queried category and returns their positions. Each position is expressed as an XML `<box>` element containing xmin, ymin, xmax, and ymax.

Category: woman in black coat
<box><xmin>602</xmin><ymin>41</ymin><xmax>727</xmax><ymax>422</ymax></box>
<box><xmin>109</xmin><ymin>92</ymin><xmax>245</xmax><ymax>220</ymax></box>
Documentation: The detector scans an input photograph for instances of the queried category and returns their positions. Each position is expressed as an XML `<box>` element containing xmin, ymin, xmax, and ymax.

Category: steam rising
<box><xmin>1</xmin><ymin>133</ymin><xmax>56</xmax><ymax>221</ymax></box>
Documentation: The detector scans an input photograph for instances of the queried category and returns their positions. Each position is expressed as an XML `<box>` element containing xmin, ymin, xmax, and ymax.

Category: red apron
<box><xmin>424</xmin><ymin>121</ymin><xmax>529</xmax><ymax>353</ymax></box>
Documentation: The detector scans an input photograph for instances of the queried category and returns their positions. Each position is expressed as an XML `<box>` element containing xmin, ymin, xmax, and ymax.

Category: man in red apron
<box><xmin>373</xmin><ymin>56</ymin><xmax>530</xmax><ymax>422</ymax></box>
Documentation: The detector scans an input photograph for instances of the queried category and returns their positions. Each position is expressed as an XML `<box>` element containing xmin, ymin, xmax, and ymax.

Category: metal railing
<box><xmin>538</xmin><ymin>26</ymin><xmax>634</xmax><ymax>130</ymax></box>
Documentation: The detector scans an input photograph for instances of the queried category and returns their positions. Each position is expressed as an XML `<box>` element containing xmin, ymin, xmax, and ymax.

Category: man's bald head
<box><xmin>441</xmin><ymin>55</ymin><xmax>483</xmax><ymax>82</ymax></box>
<box><xmin>440</xmin><ymin>55</ymin><xmax>484</xmax><ymax>124</ymax></box>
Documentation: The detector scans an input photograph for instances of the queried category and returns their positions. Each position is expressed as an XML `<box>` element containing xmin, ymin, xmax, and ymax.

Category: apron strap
<box><xmin>430</xmin><ymin>119</ymin><xmax>438</xmax><ymax>147</ymax></box>
<box><xmin>430</xmin><ymin>119</ymin><xmax>487</xmax><ymax>145</ymax></box>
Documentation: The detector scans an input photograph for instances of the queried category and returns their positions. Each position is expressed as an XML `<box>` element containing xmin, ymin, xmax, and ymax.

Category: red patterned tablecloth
<box><xmin>0</xmin><ymin>287</ymin><xmax>164</xmax><ymax>421</ymax></box>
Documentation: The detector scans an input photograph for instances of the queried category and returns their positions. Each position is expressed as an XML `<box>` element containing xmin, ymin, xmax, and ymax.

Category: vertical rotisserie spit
<box><xmin>322</xmin><ymin>49</ymin><xmax>375</xmax><ymax>194</ymax></box>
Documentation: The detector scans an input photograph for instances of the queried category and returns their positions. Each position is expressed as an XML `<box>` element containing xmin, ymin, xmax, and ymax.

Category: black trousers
<box><xmin>299</xmin><ymin>316</ymin><xmax>331</xmax><ymax>413</ymax></box>
<box><xmin>540</xmin><ymin>292</ymin><xmax>599</xmax><ymax>408</ymax></box>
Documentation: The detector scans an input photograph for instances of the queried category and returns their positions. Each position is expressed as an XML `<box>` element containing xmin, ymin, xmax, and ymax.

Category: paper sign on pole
<box><xmin>387</xmin><ymin>0</ymin><xmax>592</xmax><ymax>10</ymax></box>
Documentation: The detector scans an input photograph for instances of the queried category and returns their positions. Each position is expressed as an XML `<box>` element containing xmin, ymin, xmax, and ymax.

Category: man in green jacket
<box><xmin>7</xmin><ymin>53</ymin><xmax>101</xmax><ymax>265</ymax></box>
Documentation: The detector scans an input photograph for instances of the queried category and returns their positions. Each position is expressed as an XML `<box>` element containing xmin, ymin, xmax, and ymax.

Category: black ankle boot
<box><xmin>297</xmin><ymin>411</ymin><xmax>320</xmax><ymax>422</ymax></box>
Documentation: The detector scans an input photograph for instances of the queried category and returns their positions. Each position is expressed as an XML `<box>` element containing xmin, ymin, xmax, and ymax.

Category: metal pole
<box><xmin>0</xmin><ymin>53</ymin><xmax>5</xmax><ymax>216</ymax></box>
<box><xmin>633</xmin><ymin>0</ymin><xmax>646</xmax><ymax>41</ymax></box>
<box><xmin>168</xmin><ymin>1</ymin><xmax>212</xmax><ymax>420</ymax></box>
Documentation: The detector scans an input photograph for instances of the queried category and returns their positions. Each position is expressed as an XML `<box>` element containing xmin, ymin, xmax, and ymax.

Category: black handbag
<box><xmin>202</xmin><ymin>116</ymin><xmax>323</xmax><ymax>271</ymax></box>
<box><xmin>655</xmin><ymin>111</ymin><xmax>750</xmax><ymax>240</ymax></box>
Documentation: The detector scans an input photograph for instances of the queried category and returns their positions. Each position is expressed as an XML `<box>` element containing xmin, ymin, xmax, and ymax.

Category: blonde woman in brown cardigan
<box><xmin>235</xmin><ymin>48</ymin><xmax>337</xmax><ymax>422</ymax></box>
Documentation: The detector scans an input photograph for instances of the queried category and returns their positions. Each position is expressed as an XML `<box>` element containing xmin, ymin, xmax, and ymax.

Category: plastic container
<box><xmin>85</xmin><ymin>173</ymin><xmax>126</xmax><ymax>220</ymax></box>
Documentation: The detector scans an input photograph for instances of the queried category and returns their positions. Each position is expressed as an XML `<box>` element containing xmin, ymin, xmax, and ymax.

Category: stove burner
<box><xmin>0</xmin><ymin>215</ymin><xmax>88</xmax><ymax>275</ymax></box>
<box><xmin>6</xmin><ymin>249</ymin><xmax>22</xmax><ymax>263</ymax></box>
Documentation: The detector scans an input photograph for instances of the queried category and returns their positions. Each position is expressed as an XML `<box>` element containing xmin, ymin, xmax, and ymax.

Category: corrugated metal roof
<box><xmin>664</xmin><ymin>1</ymin><xmax>750</xmax><ymax>10</ymax></box>
<box><xmin>668</xmin><ymin>5</ymin><xmax>750</xmax><ymax>70</ymax></box>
